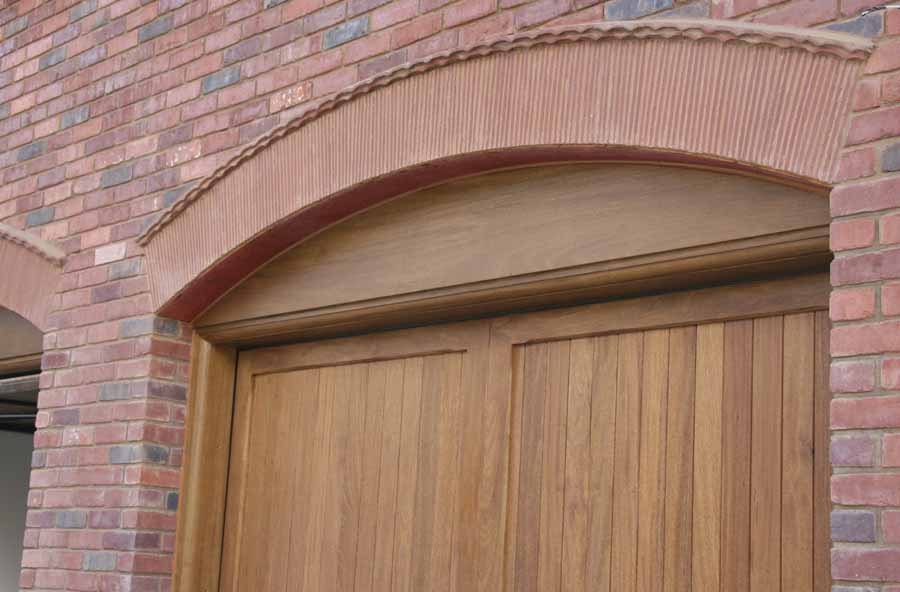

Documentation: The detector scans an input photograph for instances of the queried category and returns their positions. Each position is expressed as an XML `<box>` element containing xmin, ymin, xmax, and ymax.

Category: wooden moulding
<box><xmin>141</xmin><ymin>19</ymin><xmax>868</xmax><ymax>321</ymax></box>
<box><xmin>195</xmin><ymin>163</ymin><xmax>831</xmax><ymax>346</ymax></box>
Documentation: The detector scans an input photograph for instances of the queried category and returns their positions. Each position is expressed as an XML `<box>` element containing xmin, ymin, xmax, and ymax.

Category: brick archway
<box><xmin>139</xmin><ymin>19</ymin><xmax>872</xmax><ymax>321</ymax></box>
<box><xmin>0</xmin><ymin>224</ymin><xmax>64</xmax><ymax>332</ymax></box>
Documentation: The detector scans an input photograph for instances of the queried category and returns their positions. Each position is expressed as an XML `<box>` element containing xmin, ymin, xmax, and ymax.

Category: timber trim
<box><xmin>196</xmin><ymin>228</ymin><xmax>830</xmax><ymax>346</ymax></box>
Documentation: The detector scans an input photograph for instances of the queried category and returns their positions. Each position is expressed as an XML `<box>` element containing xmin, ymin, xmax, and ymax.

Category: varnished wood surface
<box><xmin>172</xmin><ymin>337</ymin><xmax>236</xmax><ymax>592</ymax></box>
<box><xmin>199</xmin><ymin>164</ymin><xmax>828</xmax><ymax>332</ymax></box>
<box><xmin>216</xmin><ymin>277</ymin><xmax>830</xmax><ymax>592</ymax></box>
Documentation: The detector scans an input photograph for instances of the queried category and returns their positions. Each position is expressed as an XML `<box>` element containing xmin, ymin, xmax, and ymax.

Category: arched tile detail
<box><xmin>140</xmin><ymin>20</ymin><xmax>872</xmax><ymax>321</ymax></box>
<box><xmin>0</xmin><ymin>223</ymin><xmax>65</xmax><ymax>332</ymax></box>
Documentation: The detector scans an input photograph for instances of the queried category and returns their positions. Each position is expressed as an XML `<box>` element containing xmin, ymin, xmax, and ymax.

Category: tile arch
<box><xmin>139</xmin><ymin>19</ymin><xmax>873</xmax><ymax>321</ymax></box>
<box><xmin>0</xmin><ymin>223</ymin><xmax>65</xmax><ymax>332</ymax></box>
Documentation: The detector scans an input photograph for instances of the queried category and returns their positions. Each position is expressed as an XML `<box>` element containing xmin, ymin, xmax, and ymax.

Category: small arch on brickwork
<box><xmin>138</xmin><ymin>19</ymin><xmax>873</xmax><ymax>322</ymax></box>
<box><xmin>0</xmin><ymin>223</ymin><xmax>64</xmax><ymax>333</ymax></box>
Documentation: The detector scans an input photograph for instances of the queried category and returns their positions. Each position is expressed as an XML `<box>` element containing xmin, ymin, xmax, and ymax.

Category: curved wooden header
<box><xmin>141</xmin><ymin>20</ymin><xmax>871</xmax><ymax>321</ymax></box>
<box><xmin>0</xmin><ymin>223</ymin><xmax>64</xmax><ymax>332</ymax></box>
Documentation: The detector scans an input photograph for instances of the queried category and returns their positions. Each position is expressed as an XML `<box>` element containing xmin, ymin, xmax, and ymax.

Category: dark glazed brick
<box><xmin>359</xmin><ymin>49</ymin><xmax>406</xmax><ymax>79</ymax></box>
<box><xmin>51</xmin><ymin>408</ymin><xmax>80</xmax><ymax>426</ymax></box>
<box><xmin>148</xmin><ymin>380</ymin><xmax>187</xmax><ymax>401</ymax></box>
<box><xmin>39</xmin><ymin>47</ymin><xmax>67</xmax><ymax>70</ymax></box>
<box><xmin>825</xmin><ymin>11</ymin><xmax>883</xmax><ymax>38</ymax></box>
<box><xmin>61</xmin><ymin>105</ymin><xmax>90</xmax><ymax>129</ymax></box>
<box><xmin>110</xmin><ymin>258</ymin><xmax>142</xmax><ymax>280</ymax></box>
<box><xmin>99</xmin><ymin>382</ymin><xmax>132</xmax><ymax>401</ymax></box>
<box><xmin>265</xmin><ymin>0</ymin><xmax>290</xmax><ymax>6</ymax></box>
<box><xmin>32</xmin><ymin>450</ymin><xmax>46</xmax><ymax>468</ymax></box>
<box><xmin>110</xmin><ymin>444</ymin><xmax>169</xmax><ymax>464</ymax></box>
<box><xmin>138</xmin><ymin>14</ymin><xmax>174</xmax><ymax>42</ymax></box>
<box><xmin>100</xmin><ymin>164</ymin><xmax>134</xmax><ymax>188</ymax></box>
<box><xmin>79</xmin><ymin>45</ymin><xmax>107</xmax><ymax>68</ymax></box>
<box><xmin>883</xmin><ymin>142</ymin><xmax>900</xmax><ymax>172</ymax></box>
<box><xmin>162</xmin><ymin>183</ymin><xmax>196</xmax><ymax>207</ymax></box>
<box><xmin>323</xmin><ymin>16</ymin><xmax>369</xmax><ymax>49</ymax></box>
<box><xmin>658</xmin><ymin>0</ymin><xmax>708</xmax><ymax>17</ymax></box>
<box><xmin>166</xmin><ymin>492</ymin><xmax>179</xmax><ymax>511</ymax></box>
<box><xmin>18</xmin><ymin>140</ymin><xmax>47</xmax><ymax>161</ymax></box>
<box><xmin>202</xmin><ymin>66</ymin><xmax>241</xmax><ymax>94</ymax></box>
<box><xmin>56</xmin><ymin>510</ymin><xmax>87</xmax><ymax>528</ymax></box>
<box><xmin>0</xmin><ymin>104</ymin><xmax>9</xmax><ymax>119</ymax></box>
<box><xmin>3</xmin><ymin>16</ymin><xmax>27</xmax><ymax>37</ymax></box>
<box><xmin>84</xmin><ymin>552</ymin><xmax>117</xmax><ymax>571</ymax></box>
<box><xmin>605</xmin><ymin>0</ymin><xmax>672</xmax><ymax>19</ymax></box>
<box><xmin>224</xmin><ymin>37</ymin><xmax>264</xmax><ymax>65</ymax></box>
<box><xmin>26</xmin><ymin>207</ymin><xmax>55</xmax><ymax>227</ymax></box>
<box><xmin>349</xmin><ymin>0</ymin><xmax>391</xmax><ymax>16</ymax></box>
<box><xmin>120</xmin><ymin>317</ymin><xmax>154</xmax><ymax>337</ymax></box>
<box><xmin>831</xmin><ymin>510</ymin><xmax>876</xmax><ymax>542</ymax></box>
<box><xmin>70</xmin><ymin>0</ymin><xmax>98</xmax><ymax>22</ymax></box>
<box><xmin>153</xmin><ymin>317</ymin><xmax>181</xmax><ymax>336</ymax></box>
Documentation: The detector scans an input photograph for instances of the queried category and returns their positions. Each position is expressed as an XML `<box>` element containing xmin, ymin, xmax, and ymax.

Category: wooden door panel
<box><xmin>498</xmin><ymin>309</ymin><xmax>829</xmax><ymax>592</ymax></box>
<box><xmin>219</xmin><ymin>279</ymin><xmax>830</xmax><ymax>592</ymax></box>
<box><xmin>221</xmin><ymin>323</ymin><xmax>494</xmax><ymax>592</ymax></box>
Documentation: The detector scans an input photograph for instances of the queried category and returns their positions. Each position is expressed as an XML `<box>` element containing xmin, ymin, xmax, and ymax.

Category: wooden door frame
<box><xmin>173</xmin><ymin>271</ymin><xmax>830</xmax><ymax>592</ymax></box>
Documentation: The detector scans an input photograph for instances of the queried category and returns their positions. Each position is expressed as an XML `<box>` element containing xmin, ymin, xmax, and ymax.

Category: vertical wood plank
<box><xmin>237</xmin><ymin>374</ymin><xmax>293</xmax><ymax>591</ymax></box>
<box><xmin>812</xmin><ymin>311</ymin><xmax>831</xmax><ymax>592</ymax></box>
<box><xmin>371</xmin><ymin>360</ymin><xmax>407</xmax><ymax>592</ymax></box>
<box><xmin>353</xmin><ymin>362</ymin><xmax>388</xmax><ymax>591</ymax></box>
<box><xmin>429</xmin><ymin>354</ymin><xmax>464</xmax><ymax>592</ymax></box>
<box><xmin>561</xmin><ymin>338</ymin><xmax>594</xmax><ymax>592</ymax></box>
<box><xmin>503</xmin><ymin>345</ymin><xmax>526</xmax><ymax>592</ymax></box>
<box><xmin>284</xmin><ymin>370</ymin><xmax>323</xmax><ymax>591</ymax></box>
<box><xmin>692</xmin><ymin>323</ymin><xmax>724</xmax><ymax>592</ymax></box>
<box><xmin>392</xmin><ymin>357</ymin><xmax>425</xmax><ymax>592</ymax></box>
<box><xmin>301</xmin><ymin>365</ymin><xmax>337</xmax><ymax>592</ymax></box>
<box><xmin>750</xmin><ymin>316</ymin><xmax>783</xmax><ymax>592</ymax></box>
<box><xmin>319</xmin><ymin>365</ymin><xmax>355</xmax><ymax>591</ymax></box>
<box><xmin>637</xmin><ymin>329</ymin><xmax>670</xmax><ymax>592</ymax></box>
<box><xmin>410</xmin><ymin>356</ymin><xmax>444</xmax><ymax>591</ymax></box>
<box><xmin>610</xmin><ymin>332</ymin><xmax>642</xmax><ymax>592</ymax></box>
<box><xmin>538</xmin><ymin>340</ymin><xmax>570</xmax><ymax>592</ymax></box>
<box><xmin>585</xmin><ymin>335</ymin><xmax>618</xmax><ymax>592</ymax></box>
<box><xmin>720</xmin><ymin>320</ymin><xmax>752</xmax><ymax>592</ymax></box>
<box><xmin>515</xmin><ymin>343</ymin><xmax>549</xmax><ymax>592</ymax></box>
<box><xmin>781</xmin><ymin>313</ymin><xmax>815</xmax><ymax>592</ymax></box>
<box><xmin>664</xmin><ymin>326</ymin><xmax>696</xmax><ymax>592</ymax></box>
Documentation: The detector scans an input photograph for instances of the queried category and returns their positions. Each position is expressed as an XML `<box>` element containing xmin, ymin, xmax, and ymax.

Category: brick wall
<box><xmin>0</xmin><ymin>0</ymin><xmax>897</xmax><ymax>589</ymax></box>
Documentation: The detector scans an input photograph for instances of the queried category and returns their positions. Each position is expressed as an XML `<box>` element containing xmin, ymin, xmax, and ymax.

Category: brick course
<box><xmin>0</xmin><ymin>0</ymin><xmax>897</xmax><ymax>590</ymax></box>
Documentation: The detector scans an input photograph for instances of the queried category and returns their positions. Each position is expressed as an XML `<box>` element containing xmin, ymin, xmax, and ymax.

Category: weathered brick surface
<box><xmin>0</xmin><ymin>0</ymin><xmax>896</xmax><ymax>590</ymax></box>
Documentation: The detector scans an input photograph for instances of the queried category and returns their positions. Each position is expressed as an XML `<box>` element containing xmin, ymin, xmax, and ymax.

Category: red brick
<box><xmin>830</xmin><ymin>359</ymin><xmax>875</xmax><ymax>392</ymax></box>
<box><xmin>884</xmin><ymin>71</ymin><xmax>900</xmax><ymax>105</ymax></box>
<box><xmin>832</xmin><ymin>472</ymin><xmax>900</xmax><ymax>506</ymax></box>
<box><xmin>846</xmin><ymin>105</ymin><xmax>900</xmax><ymax>146</ymax></box>
<box><xmin>866</xmin><ymin>38</ymin><xmax>900</xmax><ymax>75</ymax></box>
<box><xmin>444</xmin><ymin>0</ymin><xmax>496</xmax><ymax>26</ymax></box>
<box><xmin>831</xmin><ymin>217</ymin><xmax>875</xmax><ymax>251</ymax></box>
<box><xmin>831</xmin><ymin>395</ymin><xmax>900</xmax><ymax>429</ymax></box>
<box><xmin>831</xmin><ymin>548</ymin><xmax>900</xmax><ymax>581</ymax></box>
<box><xmin>830</xmin><ymin>435</ymin><xmax>874</xmax><ymax>466</ymax></box>
<box><xmin>882</xmin><ymin>212</ymin><xmax>900</xmax><ymax>245</ymax></box>
<box><xmin>831</xmin><ymin>287</ymin><xmax>876</xmax><ymax>321</ymax></box>
<box><xmin>882</xmin><ymin>357</ymin><xmax>900</xmax><ymax>389</ymax></box>
<box><xmin>752</xmin><ymin>0</ymin><xmax>837</xmax><ymax>26</ymax></box>
<box><xmin>391</xmin><ymin>13</ymin><xmax>442</xmax><ymax>48</ymax></box>
<box><xmin>885</xmin><ymin>434</ymin><xmax>900</xmax><ymax>467</ymax></box>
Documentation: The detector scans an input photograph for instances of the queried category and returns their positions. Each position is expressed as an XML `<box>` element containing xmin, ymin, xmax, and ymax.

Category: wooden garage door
<box><xmin>219</xmin><ymin>276</ymin><xmax>830</xmax><ymax>592</ymax></box>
